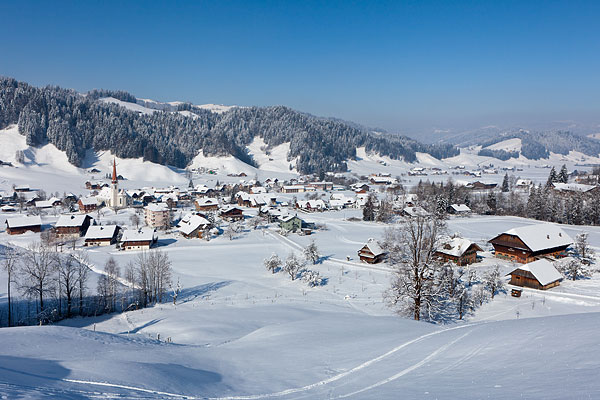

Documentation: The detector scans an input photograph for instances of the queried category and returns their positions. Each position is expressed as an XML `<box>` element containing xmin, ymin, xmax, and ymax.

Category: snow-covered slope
<box><xmin>246</xmin><ymin>137</ymin><xmax>298</xmax><ymax>173</ymax></box>
<box><xmin>484</xmin><ymin>138</ymin><xmax>522</xmax><ymax>152</ymax></box>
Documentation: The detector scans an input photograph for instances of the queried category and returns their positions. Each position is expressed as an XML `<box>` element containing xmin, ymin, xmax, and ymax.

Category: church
<box><xmin>96</xmin><ymin>159</ymin><xmax>129</xmax><ymax>210</ymax></box>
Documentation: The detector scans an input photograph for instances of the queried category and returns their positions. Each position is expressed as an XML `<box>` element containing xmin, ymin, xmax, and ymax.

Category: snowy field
<box><xmin>2</xmin><ymin>124</ymin><xmax>600</xmax><ymax>398</ymax></box>
<box><xmin>2</xmin><ymin>210</ymin><xmax>600</xmax><ymax>398</ymax></box>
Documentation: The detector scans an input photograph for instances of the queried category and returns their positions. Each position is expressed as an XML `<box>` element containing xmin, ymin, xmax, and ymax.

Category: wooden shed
<box><xmin>507</xmin><ymin>259</ymin><xmax>563</xmax><ymax>290</ymax></box>
<box><xmin>358</xmin><ymin>239</ymin><xmax>386</xmax><ymax>264</ymax></box>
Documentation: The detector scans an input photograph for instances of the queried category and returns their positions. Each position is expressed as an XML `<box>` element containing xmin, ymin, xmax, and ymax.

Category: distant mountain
<box><xmin>0</xmin><ymin>77</ymin><xmax>458</xmax><ymax>174</ymax></box>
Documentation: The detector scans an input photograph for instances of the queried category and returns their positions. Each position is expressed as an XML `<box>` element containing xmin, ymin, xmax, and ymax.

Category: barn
<box><xmin>435</xmin><ymin>237</ymin><xmax>482</xmax><ymax>266</ymax></box>
<box><xmin>5</xmin><ymin>215</ymin><xmax>42</xmax><ymax>235</ymax></box>
<box><xmin>55</xmin><ymin>214</ymin><xmax>94</xmax><ymax>238</ymax></box>
<box><xmin>489</xmin><ymin>224</ymin><xmax>572</xmax><ymax>263</ymax></box>
<box><xmin>177</xmin><ymin>214</ymin><xmax>211</xmax><ymax>239</ymax></box>
<box><xmin>220</xmin><ymin>207</ymin><xmax>244</xmax><ymax>222</ymax></box>
<box><xmin>84</xmin><ymin>225</ymin><xmax>120</xmax><ymax>246</ymax></box>
<box><xmin>120</xmin><ymin>227</ymin><xmax>158</xmax><ymax>251</ymax></box>
<box><xmin>507</xmin><ymin>259</ymin><xmax>563</xmax><ymax>290</ymax></box>
<box><xmin>358</xmin><ymin>239</ymin><xmax>386</xmax><ymax>264</ymax></box>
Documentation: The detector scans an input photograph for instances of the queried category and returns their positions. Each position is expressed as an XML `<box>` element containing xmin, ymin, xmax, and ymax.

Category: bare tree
<box><xmin>130</xmin><ymin>213</ymin><xmax>140</xmax><ymax>228</ymax></box>
<box><xmin>382</xmin><ymin>216</ymin><xmax>446</xmax><ymax>321</ymax></box>
<box><xmin>104</xmin><ymin>257</ymin><xmax>121</xmax><ymax>312</ymax></box>
<box><xmin>72</xmin><ymin>251</ymin><xmax>90</xmax><ymax>315</ymax></box>
<box><xmin>56</xmin><ymin>254</ymin><xmax>79</xmax><ymax>317</ymax></box>
<box><xmin>1</xmin><ymin>244</ymin><xmax>19</xmax><ymax>326</ymax></box>
<box><xmin>574</xmin><ymin>233</ymin><xmax>594</xmax><ymax>265</ymax></box>
<box><xmin>19</xmin><ymin>242</ymin><xmax>56</xmax><ymax>318</ymax></box>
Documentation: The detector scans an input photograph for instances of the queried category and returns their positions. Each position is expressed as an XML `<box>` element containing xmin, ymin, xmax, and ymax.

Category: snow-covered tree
<box><xmin>264</xmin><ymin>254</ymin><xmax>282</xmax><ymax>274</ymax></box>
<box><xmin>303</xmin><ymin>241</ymin><xmax>320</xmax><ymax>265</ymax></box>
<box><xmin>501</xmin><ymin>173</ymin><xmax>509</xmax><ymax>192</ymax></box>
<box><xmin>558</xmin><ymin>164</ymin><xmax>569</xmax><ymax>183</ymax></box>
<box><xmin>362</xmin><ymin>193</ymin><xmax>376</xmax><ymax>222</ymax></box>
<box><xmin>19</xmin><ymin>242</ymin><xmax>56</xmax><ymax>317</ymax></box>
<box><xmin>556</xmin><ymin>258</ymin><xmax>592</xmax><ymax>281</ymax></box>
<box><xmin>382</xmin><ymin>216</ymin><xmax>447</xmax><ymax>321</ymax></box>
<box><xmin>574</xmin><ymin>232</ymin><xmax>595</xmax><ymax>265</ymax></box>
<box><xmin>483</xmin><ymin>265</ymin><xmax>505</xmax><ymax>299</ymax></box>
<box><xmin>302</xmin><ymin>269</ymin><xmax>323</xmax><ymax>287</ymax></box>
<box><xmin>284</xmin><ymin>253</ymin><xmax>304</xmax><ymax>281</ymax></box>
<box><xmin>1</xmin><ymin>244</ymin><xmax>18</xmax><ymax>326</ymax></box>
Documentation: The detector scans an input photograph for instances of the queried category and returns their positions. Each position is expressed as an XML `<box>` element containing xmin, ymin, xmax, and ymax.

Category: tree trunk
<box><xmin>7</xmin><ymin>271</ymin><xmax>11</xmax><ymax>327</ymax></box>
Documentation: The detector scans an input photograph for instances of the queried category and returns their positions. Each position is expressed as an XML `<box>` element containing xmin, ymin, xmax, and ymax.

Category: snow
<box><xmin>509</xmin><ymin>259</ymin><xmax>563</xmax><ymax>286</ymax></box>
<box><xmin>85</xmin><ymin>225</ymin><xmax>119</xmax><ymax>240</ymax></box>
<box><xmin>484</xmin><ymin>138</ymin><xmax>522</xmax><ymax>152</ymax></box>
<box><xmin>5</xmin><ymin>215</ymin><xmax>41</xmax><ymax>228</ymax></box>
<box><xmin>99</xmin><ymin>97</ymin><xmax>158</xmax><ymax>115</ymax></box>
<box><xmin>246</xmin><ymin>137</ymin><xmax>297</xmax><ymax>174</ymax></box>
<box><xmin>120</xmin><ymin>227</ymin><xmax>156</xmax><ymax>243</ymax></box>
<box><xmin>503</xmin><ymin>224</ymin><xmax>573</xmax><ymax>252</ymax></box>
<box><xmin>437</xmin><ymin>237</ymin><xmax>479</xmax><ymax>257</ymax></box>
<box><xmin>55</xmin><ymin>214</ymin><xmax>91</xmax><ymax>228</ymax></box>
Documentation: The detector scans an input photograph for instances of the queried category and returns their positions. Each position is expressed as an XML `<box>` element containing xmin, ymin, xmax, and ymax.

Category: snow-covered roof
<box><xmin>280</xmin><ymin>215</ymin><xmax>301</xmax><ymax>223</ymax></box>
<box><xmin>504</xmin><ymin>224</ymin><xmax>573</xmax><ymax>252</ymax></box>
<box><xmin>177</xmin><ymin>214</ymin><xmax>210</xmax><ymax>235</ymax></box>
<box><xmin>509</xmin><ymin>259</ymin><xmax>563</xmax><ymax>286</ymax></box>
<box><xmin>437</xmin><ymin>237</ymin><xmax>481</xmax><ymax>257</ymax></box>
<box><xmin>553</xmin><ymin>183</ymin><xmax>597</xmax><ymax>193</ymax></box>
<box><xmin>403</xmin><ymin>206</ymin><xmax>429</xmax><ymax>217</ymax></box>
<box><xmin>121</xmin><ymin>227</ymin><xmax>157</xmax><ymax>243</ymax></box>
<box><xmin>297</xmin><ymin>199</ymin><xmax>326</xmax><ymax>209</ymax></box>
<box><xmin>79</xmin><ymin>197</ymin><xmax>98</xmax><ymax>206</ymax></box>
<box><xmin>55</xmin><ymin>214</ymin><xmax>91</xmax><ymax>228</ymax></box>
<box><xmin>195</xmin><ymin>197</ymin><xmax>218</xmax><ymax>206</ymax></box>
<box><xmin>6</xmin><ymin>215</ymin><xmax>42</xmax><ymax>228</ymax></box>
<box><xmin>85</xmin><ymin>225</ymin><xmax>118</xmax><ymax>240</ymax></box>
<box><xmin>360</xmin><ymin>238</ymin><xmax>385</xmax><ymax>257</ymax></box>
<box><xmin>145</xmin><ymin>203</ymin><xmax>169</xmax><ymax>212</ymax></box>
<box><xmin>450</xmin><ymin>204</ymin><xmax>471</xmax><ymax>212</ymax></box>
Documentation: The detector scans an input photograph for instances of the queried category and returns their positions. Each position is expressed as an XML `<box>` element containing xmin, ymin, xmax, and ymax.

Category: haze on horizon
<box><xmin>1</xmin><ymin>0</ymin><xmax>599</xmax><ymax>139</ymax></box>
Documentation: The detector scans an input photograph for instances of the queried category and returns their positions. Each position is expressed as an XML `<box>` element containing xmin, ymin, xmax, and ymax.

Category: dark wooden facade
<box><xmin>220</xmin><ymin>208</ymin><xmax>244</xmax><ymax>222</ymax></box>
<box><xmin>78</xmin><ymin>199</ymin><xmax>97</xmax><ymax>213</ymax></box>
<box><xmin>6</xmin><ymin>223</ymin><xmax>41</xmax><ymax>235</ymax></box>
<box><xmin>357</xmin><ymin>245</ymin><xmax>386</xmax><ymax>264</ymax></box>
<box><xmin>508</xmin><ymin>268</ymin><xmax>560</xmax><ymax>290</ymax></box>
<box><xmin>435</xmin><ymin>243</ymin><xmax>481</xmax><ymax>266</ymax></box>
<box><xmin>489</xmin><ymin>233</ymin><xmax>569</xmax><ymax>264</ymax></box>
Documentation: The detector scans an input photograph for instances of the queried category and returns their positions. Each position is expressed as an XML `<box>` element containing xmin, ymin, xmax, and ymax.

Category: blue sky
<box><xmin>1</xmin><ymin>1</ymin><xmax>599</xmax><ymax>135</ymax></box>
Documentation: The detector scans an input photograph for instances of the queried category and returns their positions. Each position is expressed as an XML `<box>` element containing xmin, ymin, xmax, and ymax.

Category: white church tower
<box><xmin>111</xmin><ymin>158</ymin><xmax>119</xmax><ymax>211</ymax></box>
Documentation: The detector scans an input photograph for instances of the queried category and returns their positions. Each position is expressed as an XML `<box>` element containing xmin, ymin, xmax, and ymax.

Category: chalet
<box><xmin>120</xmin><ymin>227</ymin><xmax>157</xmax><ymax>251</ymax></box>
<box><xmin>14</xmin><ymin>185</ymin><xmax>32</xmax><ymax>192</ymax></box>
<box><xmin>194</xmin><ymin>197</ymin><xmax>219</xmax><ymax>211</ymax></box>
<box><xmin>358</xmin><ymin>239</ymin><xmax>386</xmax><ymax>264</ymax></box>
<box><xmin>1</xmin><ymin>205</ymin><xmax>16</xmax><ymax>212</ymax></box>
<box><xmin>515</xmin><ymin>179</ymin><xmax>533</xmax><ymax>189</ymax></box>
<box><xmin>282</xmin><ymin>185</ymin><xmax>306</xmax><ymax>194</ymax></box>
<box><xmin>55</xmin><ymin>214</ymin><xmax>94</xmax><ymax>238</ymax></box>
<box><xmin>280</xmin><ymin>215</ymin><xmax>303</xmax><ymax>232</ymax></box>
<box><xmin>220</xmin><ymin>206</ymin><xmax>244</xmax><ymax>222</ymax></box>
<box><xmin>78</xmin><ymin>197</ymin><xmax>98</xmax><ymax>213</ymax></box>
<box><xmin>552</xmin><ymin>183</ymin><xmax>600</xmax><ymax>196</ymax></box>
<box><xmin>144</xmin><ymin>203</ymin><xmax>171</xmax><ymax>229</ymax></box>
<box><xmin>35</xmin><ymin>197</ymin><xmax>62</xmax><ymax>209</ymax></box>
<box><xmin>448</xmin><ymin>204</ymin><xmax>471</xmax><ymax>214</ymax></box>
<box><xmin>84</xmin><ymin>225</ymin><xmax>120</xmax><ymax>246</ymax></box>
<box><xmin>435</xmin><ymin>237</ymin><xmax>482</xmax><ymax>266</ymax></box>
<box><xmin>251</xmin><ymin>186</ymin><xmax>268</xmax><ymax>194</ymax></box>
<box><xmin>85</xmin><ymin>181</ymin><xmax>107</xmax><ymax>190</ymax></box>
<box><xmin>507</xmin><ymin>258</ymin><xmax>563</xmax><ymax>290</ymax></box>
<box><xmin>468</xmin><ymin>181</ymin><xmax>497</xmax><ymax>190</ymax></box>
<box><xmin>488</xmin><ymin>224</ymin><xmax>572</xmax><ymax>264</ymax></box>
<box><xmin>370</xmin><ymin>176</ymin><xmax>397</xmax><ymax>185</ymax></box>
<box><xmin>5</xmin><ymin>215</ymin><xmax>42</xmax><ymax>235</ymax></box>
<box><xmin>351</xmin><ymin>183</ymin><xmax>370</xmax><ymax>194</ymax></box>
<box><xmin>177</xmin><ymin>214</ymin><xmax>211</xmax><ymax>239</ymax></box>
<box><xmin>307</xmin><ymin>181</ymin><xmax>334</xmax><ymax>191</ymax></box>
<box><xmin>296</xmin><ymin>199</ymin><xmax>326</xmax><ymax>212</ymax></box>
<box><xmin>402</xmin><ymin>206</ymin><xmax>430</xmax><ymax>218</ymax></box>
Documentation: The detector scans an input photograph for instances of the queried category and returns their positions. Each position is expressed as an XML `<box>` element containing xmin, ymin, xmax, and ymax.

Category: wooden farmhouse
<box><xmin>194</xmin><ymin>197</ymin><xmax>219</xmax><ymax>211</ymax></box>
<box><xmin>177</xmin><ymin>214</ymin><xmax>211</xmax><ymax>239</ymax></box>
<box><xmin>489</xmin><ymin>224</ymin><xmax>572</xmax><ymax>264</ymax></box>
<box><xmin>120</xmin><ymin>227</ymin><xmax>158</xmax><ymax>251</ymax></box>
<box><xmin>84</xmin><ymin>225</ymin><xmax>120</xmax><ymax>246</ymax></box>
<box><xmin>219</xmin><ymin>206</ymin><xmax>244</xmax><ymax>222</ymax></box>
<box><xmin>55</xmin><ymin>214</ymin><xmax>94</xmax><ymax>238</ymax></box>
<box><xmin>296</xmin><ymin>199</ymin><xmax>326</xmax><ymax>212</ymax></box>
<box><xmin>507</xmin><ymin>258</ymin><xmax>563</xmax><ymax>290</ymax></box>
<box><xmin>78</xmin><ymin>197</ymin><xmax>98</xmax><ymax>213</ymax></box>
<box><xmin>5</xmin><ymin>215</ymin><xmax>42</xmax><ymax>235</ymax></box>
<box><xmin>448</xmin><ymin>203</ymin><xmax>471</xmax><ymax>214</ymax></box>
<box><xmin>279</xmin><ymin>215</ymin><xmax>303</xmax><ymax>232</ymax></box>
<box><xmin>435</xmin><ymin>237</ymin><xmax>482</xmax><ymax>266</ymax></box>
<box><xmin>358</xmin><ymin>239</ymin><xmax>386</xmax><ymax>264</ymax></box>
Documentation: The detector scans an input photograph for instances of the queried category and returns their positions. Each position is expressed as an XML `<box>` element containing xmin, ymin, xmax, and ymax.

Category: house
<box><xmin>358</xmin><ymin>239</ymin><xmax>386</xmax><ymax>264</ymax></box>
<box><xmin>55</xmin><ymin>214</ymin><xmax>94</xmax><ymax>238</ymax></box>
<box><xmin>515</xmin><ymin>179</ymin><xmax>533</xmax><ymax>189</ymax></box>
<box><xmin>468</xmin><ymin>181</ymin><xmax>497</xmax><ymax>190</ymax></box>
<box><xmin>1</xmin><ymin>205</ymin><xmax>16</xmax><ymax>212</ymax></box>
<box><xmin>435</xmin><ymin>237</ymin><xmax>482</xmax><ymax>266</ymax></box>
<box><xmin>84</xmin><ymin>225</ymin><xmax>120</xmax><ymax>246</ymax></box>
<box><xmin>5</xmin><ymin>215</ymin><xmax>42</xmax><ymax>235</ymax></box>
<box><xmin>144</xmin><ymin>203</ymin><xmax>171</xmax><ymax>229</ymax></box>
<box><xmin>402</xmin><ymin>206</ymin><xmax>430</xmax><ymax>218</ymax></box>
<box><xmin>282</xmin><ymin>185</ymin><xmax>306</xmax><ymax>194</ymax></box>
<box><xmin>220</xmin><ymin>206</ymin><xmax>244</xmax><ymax>222</ymax></box>
<box><xmin>279</xmin><ymin>215</ymin><xmax>303</xmax><ymax>232</ymax></box>
<box><xmin>296</xmin><ymin>199</ymin><xmax>326</xmax><ymax>212</ymax></box>
<box><xmin>351</xmin><ymin>183</ymin><xmax>370</xmax><ymax>194</ymax></box>
<box><xmin>35</xmin><ymin>197</ymin><xmax>62</xmax><ymax>209</ymax></box>
<box><xmin>507</xmin><ymin>258</ymin><xmax>563</xmax><ymax>290</ymax></box>
<box><xmin>448</xmin><ymin>204</ymin><xmax>471</xmax><ymax>214</ymax></box>
<box><xmin>177</xmin><ymin>214</ymin><xmax>211</xmax><ymax>239</ymax></box>
<box><xmin>120</xmin><ymin>227</ymin><xmax>158</xmax><ymax>251</ymax></box>
<box><xmin>488</xmin><ymin>224</ymin><xmax>573</xmax><ymax>263</ymax></box>
<box><xmin>307</xmin><ymin>181</ymin><xmax>334</xmax><ymax>191</ymax></box>
<box><xmin>194</xmin><ymin>197</ymin><xmax>219</xmax><ymax>211</ymax></box>
<box><xmin>78</xmin><ymin>197</ymin><xmax>98</xmax><ymax>213</ymax></box>
<box><xmin>552</xmin><ymin>183</ymin><xmax>600</xmax><ymax>196</ymax></box>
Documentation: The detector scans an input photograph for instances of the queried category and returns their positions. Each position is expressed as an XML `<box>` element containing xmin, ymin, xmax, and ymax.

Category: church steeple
<box><xmin>112</xmin><ymin>158</ymin><xmax>118</xmax><ymax>184</ymax></box>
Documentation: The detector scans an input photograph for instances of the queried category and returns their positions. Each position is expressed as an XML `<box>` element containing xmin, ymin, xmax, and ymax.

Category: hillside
<box><xmin>0</xmin><ymin>77</ymin><xmax>458</xmax><ymax>175</ymax></box>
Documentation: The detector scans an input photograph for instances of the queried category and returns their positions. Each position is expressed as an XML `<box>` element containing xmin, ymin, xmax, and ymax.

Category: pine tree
<box><xmin>501</xmin><ymin>173</ymin><xmax>509</xmax><ymax>192</ymax></box>
<box><xmin>363</xmin><ymin>193</ymin><xmax>376</xmax><ymax>222</ymax></box>
<box><xmin>558</xmin><ymin>164</ymin><xmax>569</xmax><ymax>183</ymax></box>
